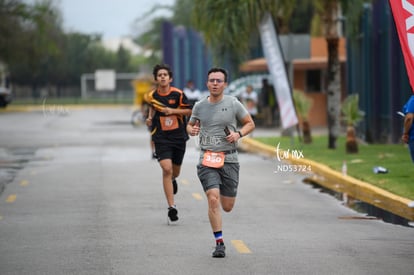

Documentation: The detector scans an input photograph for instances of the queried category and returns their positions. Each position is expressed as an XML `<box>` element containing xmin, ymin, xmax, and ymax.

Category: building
<box><xmin>239</xmin><ymin>37</ymin><xmax>347</xmax><ymax>127</ymax></box>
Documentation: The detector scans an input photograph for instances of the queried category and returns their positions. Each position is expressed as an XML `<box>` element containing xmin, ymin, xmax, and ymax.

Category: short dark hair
<box><xmin>207</xmin><ymin>67</ymin><xmax>228</xmax><ymax>82</ymax></box>
<box><xmin>153</xmin><ymin>64</ymin><xmax>173</xmax><ymax>80</ymax></box>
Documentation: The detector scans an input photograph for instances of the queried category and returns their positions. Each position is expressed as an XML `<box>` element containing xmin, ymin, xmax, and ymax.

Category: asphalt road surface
<box><xmin>0</xmin><ymin>106</ymin><xmax>413</xmax><ymax>275</ymax></box>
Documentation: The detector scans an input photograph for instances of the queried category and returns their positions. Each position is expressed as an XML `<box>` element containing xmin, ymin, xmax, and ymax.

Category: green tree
<box><xmin>0</xmin><ymin>0</ymin><xmax>32</xmax><ymax>64</ymax></box>
<box><xmin>116</xmin><ymin>45</ymin><xmax>132</xmax><ymax>72</ymax></box>
<box><xmin>131</xmin><ymin>2</ymin><xmax>174</xmax><ymax>65</ymax></box>
<box><xmin>289</xmin><ymin>1</ymin><xmax>314</xmax><ymax>34</ymax></box>
<box><xmin>5</xmin><ymin>0</ymin><xmax>65</xmax><ymax>96</ymax></box>
<box><xmin>191</xmin><ymin>0</ymin><xmax>294</xmax><ymax>69</ymax></box>
<box><xmin>61</xmin><ymin>33</ymin><xmax>109</xmax><ymax>84</ymax></box>
<box><xmin>133</xmin><ymin>17</ymin><xmax>166</xmax><ymax>66</ymax></box>
<box><xmin>132</xmin><ymin>0</ymin><xmax>191</xmax><ymax>67</ymax></box>
<box><xmin>1</xmin><ymin>0</ymin><xmax>141</xmax><ymax>95</ymax></box>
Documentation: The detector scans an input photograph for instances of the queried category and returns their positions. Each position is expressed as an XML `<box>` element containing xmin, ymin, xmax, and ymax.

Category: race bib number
<box><xmin>202</xmin><ymin>151</ymin><xmax>225</xmax><ymax>168</ymax></box>
<box><xmin>160</xmin><ymin>115</ymin><xmax>179</xmax><ymax>131</ymax></box>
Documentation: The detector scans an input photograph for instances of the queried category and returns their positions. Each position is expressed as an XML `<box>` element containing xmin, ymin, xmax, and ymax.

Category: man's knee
<box><xmin>172</xmin><ymin>164</ymin><xmax>181</xmax><ymax>178</ymax></box>
<box><xmin>221</xmin><ymin>198</ymin><xmax>235</xmax><ymax>212</ymax></box>
<box><xmin>207</xmin><ymin>190</ymin><xmax>220</xmax><ymax>208</ymax></box>
<box><xmin>222</xmin><ymin>206</ymin><xmax>233</xmax><ymax>212</ymax></box>
<box><xmin>160</xmin><ymin>159</ymin><xmax>172</xmax><ymax>172</ymax></box>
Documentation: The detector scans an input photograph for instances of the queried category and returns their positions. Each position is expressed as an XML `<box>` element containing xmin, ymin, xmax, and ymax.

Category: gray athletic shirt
<box><xmin>190</xmin><ymin>95</ymin><xmax>249</xmax><ymax>163</ymax></box>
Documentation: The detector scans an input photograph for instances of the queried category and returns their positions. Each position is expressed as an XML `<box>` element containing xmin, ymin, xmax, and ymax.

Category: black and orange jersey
<box><xmin>145</xmin><ymin>86</ymin><xmax>191</xmax><ymax>143</ymax></box>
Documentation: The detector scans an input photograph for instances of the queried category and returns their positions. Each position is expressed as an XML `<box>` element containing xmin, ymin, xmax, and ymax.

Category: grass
<box><xmin>254</xmin><ymin>135</ymin><xmax>414</xmax><ymax>200</ymax></box>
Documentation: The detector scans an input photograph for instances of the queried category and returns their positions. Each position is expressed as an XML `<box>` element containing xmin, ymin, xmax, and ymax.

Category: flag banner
<box><xmin>259</xmin><ymin>13</ymin><xmax>298</xmax><ymax>128</ymax></box>
<box><xmin>389</xmin><ymin>0</ymin><xmax>414</xmax><ymax>92</ymax></box>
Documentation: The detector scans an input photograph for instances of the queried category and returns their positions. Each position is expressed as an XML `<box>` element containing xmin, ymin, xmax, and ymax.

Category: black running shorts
<box><xmin>155</xmin><ymin>142</ymin><xmax>186</xmax><ymax>165</ymax></box>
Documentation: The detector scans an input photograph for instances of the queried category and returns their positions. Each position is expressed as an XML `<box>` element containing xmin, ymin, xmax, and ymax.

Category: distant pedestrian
<box><xmin>401</xmin><ymin>94</ymin><xmax>414</xmax><ymax>163</ymax></box>
<box><xmin>144</xmin><ymin>64</ymin><xmax>192</xmax><ymax>222</ymax></box>
<box><xmin>187</xmin><ymin>67</ymin><xmax>255</xmax><ymax>258</ymax></box>
<box><xmin>240</xmin><ymin>84</ymin><xmax>258</xmax><ymax>122</ymax></box>
<box><xmin>183</xmin><ymin>80</ymin><xmax>202</xmax><ymax>108</ymax></box>
<box><xmin>260</xmin><ymin>78</ymin><xmax>277</xmax><ymax>127</ymax></box>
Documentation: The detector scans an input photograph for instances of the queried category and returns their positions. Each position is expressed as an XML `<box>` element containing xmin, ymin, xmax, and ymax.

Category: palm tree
<box><xmin>341</xmin><ymin>94</ymin><xmax>364</xmax><ymax>153</ymax></box>
<box><xmin>293</xmin><ymin>90</ymin><xmax>314</xmax><ymax>144</ymax></box>
<box><xmin>311</xmin><ymin>0</ymin><xmax>342</xmax><ymax>149</ymax></box>
<box><xmin>315</xmin><ymin>0</ymin><xmax>370</xmax><ymax>149</ymax></box>
<box><xmin>311</xmin><ymin>0</ymin><xmax>369</xmax><ymax>149</ymax></box>
<box><xmin>191</xmin><ymin>0</ymin><xmax>296</xmax><ymax>69</ymax></box>
<box><xmin>191</xmin><ymin>0</ymin><xmax>369</xmax><ymax>149</ymax></box>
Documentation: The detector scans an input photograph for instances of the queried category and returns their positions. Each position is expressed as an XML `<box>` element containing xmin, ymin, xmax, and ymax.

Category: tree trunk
<box><xmin>326</xmin><ymin>37</ymin><xmax>341</xmax><ymax>149</ymax></box>
<box><xmin>302</xmin><ymin>120</ymin><xmax>312</xmax><ymax>144</ymax></box>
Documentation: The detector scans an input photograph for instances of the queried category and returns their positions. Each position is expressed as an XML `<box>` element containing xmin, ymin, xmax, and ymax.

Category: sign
<box><xmin>259</xmin><ymin>13</ymin><xmax>298</xmax><ymax>128</ymax></box>
<box><xmin>95</xmin><ymin>70</ymin><xmax>116</xmax><ymax>91</ymax></box>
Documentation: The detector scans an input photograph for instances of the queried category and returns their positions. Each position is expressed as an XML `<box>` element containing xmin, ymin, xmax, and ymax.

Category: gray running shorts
<box><xmin>197</xmin><ymin>163</ymin><xmax>240</xmax><ymax>197</ymax></box>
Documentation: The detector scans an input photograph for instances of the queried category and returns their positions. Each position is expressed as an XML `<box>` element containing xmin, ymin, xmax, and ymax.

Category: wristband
<box><xmin>237</xmin><ymin>131</ymin><xmax>243</xmax><ymax>138</ymax></box>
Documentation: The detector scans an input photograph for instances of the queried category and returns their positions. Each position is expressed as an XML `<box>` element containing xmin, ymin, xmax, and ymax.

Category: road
<box><xmin>0</xmin><ymin>106</ymin><xmax>413</xmax><ymax>275</ymax></box>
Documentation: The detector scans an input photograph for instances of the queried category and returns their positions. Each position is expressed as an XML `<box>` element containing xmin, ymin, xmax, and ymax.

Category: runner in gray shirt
<box><xmin>187</xmin><ymin>67</ymin><xmax>255</xmax><ymax>258</ymax></box>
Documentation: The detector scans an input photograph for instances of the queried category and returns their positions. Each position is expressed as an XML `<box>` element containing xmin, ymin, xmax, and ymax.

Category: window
<box><xmin>306</xmin><ymin>69</ymin><xmax>322</xmax><ymax>93</ymax></box>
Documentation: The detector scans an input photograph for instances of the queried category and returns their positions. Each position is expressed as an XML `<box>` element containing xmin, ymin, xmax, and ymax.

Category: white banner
<box><xmin>259</xmin><ymin>13</ymin><xmax>298</xmax><ymax>129</ymax></box>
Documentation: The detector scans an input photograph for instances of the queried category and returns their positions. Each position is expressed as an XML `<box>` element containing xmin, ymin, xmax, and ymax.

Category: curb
<box><xmin>239</xmin><ymin>137</ymin><xmax>414</xmax><ymax>221</ymax></box>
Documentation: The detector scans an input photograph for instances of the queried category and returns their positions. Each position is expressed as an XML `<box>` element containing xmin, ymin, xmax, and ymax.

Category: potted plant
<box><xmin>341</xmin><ymin>94</ymin><xmax>365</xmax><ymax>153</ymax></box>
<box><xmin>293</xmin><ymin>90</ymin><xmax>313</xmax><ymax>144</ymax></box>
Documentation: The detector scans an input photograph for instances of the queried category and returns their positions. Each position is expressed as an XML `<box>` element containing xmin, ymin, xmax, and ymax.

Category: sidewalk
<box><xmin>242</xmin><ymin>126</ymin><xmax>414</xmax><ymax>222</ymax></box>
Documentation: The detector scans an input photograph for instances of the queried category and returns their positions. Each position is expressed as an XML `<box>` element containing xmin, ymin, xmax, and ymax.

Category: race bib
<box><xmin>160</xmin><ymin>115</ymin><xmax>179</xmax><ymax>131</ymax></box>
<box><xmin>202</xmin><ymin>151</ymin><xmax>225</xmax><ymax>168</ymax></box>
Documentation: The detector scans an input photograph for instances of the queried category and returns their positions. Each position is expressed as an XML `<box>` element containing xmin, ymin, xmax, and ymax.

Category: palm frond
<box><xmin>293</xmin><ymin>90</ymin><xmax>313</xmax><ymax>120</ymax></box>
<box><xmin>341</xmin><ymin>94</ymin><xmax>365</xmax><ymax>126</ymax></box>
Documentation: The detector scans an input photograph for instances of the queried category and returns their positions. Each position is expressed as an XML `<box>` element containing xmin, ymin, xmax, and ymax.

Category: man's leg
<box><xmin>206</xmin><ymin>188</ymin><xmax>222</xmax><ymax>232</ymax></box>
<box><xmin>219</xmin><ymin>163</ymin><xmax>239</xmax><ymax>212</ymax></box>
<box><xmin>206</xmin><ymin>188</ymin><xmax>226</xmax><ymax>257</ymax></box>
<box><xmin>172</xmin><ymin>164</ymin><xmax>181</xmax><ymax>179</ymax></box>
<box><xmin>171</xmin><ymin>164</ymin><xmax>182</xmax><ymax>195</ymax></box>
<box><xmin>160</xmin><ymin>159</ymin><xmax>179</xmax><ymax>222</ymax></box>
<box><xmin>170</xmin><ymin>143</ymin><xmax>186</xmax><ymax>194</ymax></box>
<box><xmin>159</xmin><ymin>159</ymin><xmax>174</xmax><ymax>207</ymax></box>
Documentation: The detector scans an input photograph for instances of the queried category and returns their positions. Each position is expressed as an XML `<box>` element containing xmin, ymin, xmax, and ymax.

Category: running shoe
<box><xmin>212</xmin><ymin>243</ymin><xmax>226</xmax><ymax>258</ymax></box>
<box><xmin>172</xmin><ymin>179</ymin><xmax>178</xmax><ymax>195</ymax></box>
<box><xmin>168</xmin><ymin>206</ymin><xmax>178</xmax><ymax>222</ymax></box>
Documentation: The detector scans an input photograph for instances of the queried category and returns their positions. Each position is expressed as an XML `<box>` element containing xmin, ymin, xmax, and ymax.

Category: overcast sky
<box><xmin>56</xmin><ymin>0</ymin><xmax>175</xmax><ymax>39</ymax></box>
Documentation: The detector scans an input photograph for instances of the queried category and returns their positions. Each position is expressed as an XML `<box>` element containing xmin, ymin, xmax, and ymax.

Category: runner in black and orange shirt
<box><xmin>145</xmin><ymin>64</ymin><xmax>192</xmax><ymax>223</ymax></box>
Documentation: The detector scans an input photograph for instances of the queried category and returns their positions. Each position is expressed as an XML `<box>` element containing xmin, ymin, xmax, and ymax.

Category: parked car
<box><xmin>0</xmin><ymin>63</ymin><xmax>12</xmax><ymax>107</ymax></box>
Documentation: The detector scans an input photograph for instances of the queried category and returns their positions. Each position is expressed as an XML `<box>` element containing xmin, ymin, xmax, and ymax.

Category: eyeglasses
<box><xmin>208</xmin><ymin>79</ymin><xmax>225</xmax><ymax>84</ymax></box>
